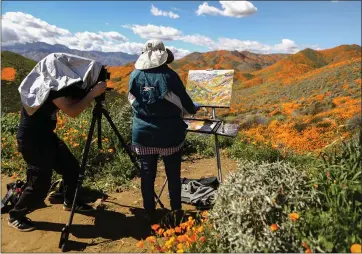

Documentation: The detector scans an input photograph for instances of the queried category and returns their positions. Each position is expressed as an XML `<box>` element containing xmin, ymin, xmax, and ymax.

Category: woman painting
<box><xmin>128</xmin><ymin>39</ymin><xmax>200</xmax><ymax>224</ymax></box>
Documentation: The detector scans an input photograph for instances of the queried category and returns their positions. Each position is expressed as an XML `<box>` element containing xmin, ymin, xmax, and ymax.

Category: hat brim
<box><xmin>166</xmin><ymin>48</ymin><xmax>174</xmax><ymax>64</ymax></box>
<box><xmin>135</xmin><ymin>49</ymin><xmax>168</xmax><ymax>70</ymax></box>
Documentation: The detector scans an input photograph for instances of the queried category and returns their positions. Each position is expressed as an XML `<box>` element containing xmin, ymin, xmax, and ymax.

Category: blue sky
<box><xmin>2</xmin><ymin>1</ymin><xmax>361</xmax><ymax>58</ymax></box>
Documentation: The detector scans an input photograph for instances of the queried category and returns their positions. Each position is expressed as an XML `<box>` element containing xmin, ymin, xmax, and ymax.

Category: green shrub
<box><xmin>1</xmin><ymin>112</ymin><xmax>20</xmax><ymax>135</ymax></box>
<box><xmin>84</xmin><ymin>152</ymin><xmax>136</xmax><ymax>191</ymax></box>
<box><xmin>184</xmin><ymin>133</ymin><xmax>234</xmax><ymax>157</ymax></box>
<box><xmin>346</xmin><ymin>114</ymin><xmax>362</xmax><ymax>132</ymax></box>
<box><xmin>296</xmin><ymin>138</ymin><xmax>362</xmax><ymax>252</ymax></box>
<box><xmin>293</xmin><ymin>122</ymin><xmax>309</xmax><ymax>132</ymax></box>
<box><xmin>210</xmin><ymin>160</ymin><xmax>316</xmax><ymax>253</ymax></box>
<box><xmin>316</xmin><ymin>122</ymin><xmax>332</xmax><ymax>128</ymax></box>
<box><xmin>240</xmin><ymin>114</ymin><xmax>269</xmax><ymax>129</ymax></box>
<box><xmin>228</xmin><ymin>139</ymin><xmax>283</xmax><ymax>163</ymax></box>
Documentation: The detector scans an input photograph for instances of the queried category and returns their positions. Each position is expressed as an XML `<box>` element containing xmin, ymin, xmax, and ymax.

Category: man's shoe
<box><xmin>63</xmin><ymin>201</ymin><xmax>94</xmax><ymax>212</ymax></box>
<box><xmin>8</xmin><ymin>217</ymin><xmax>36</xmax><ymax>232</ymax></box>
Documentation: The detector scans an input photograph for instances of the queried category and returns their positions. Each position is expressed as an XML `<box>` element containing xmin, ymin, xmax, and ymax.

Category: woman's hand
<box><xmin>194</xmin><ymin>102</ymin><xmax>201</xmax><ymax>112</ymax></box>
<box><xmin>90</xmin><ymin>81</ymin><xmax>107</xmax><ymax>98</ymax></box>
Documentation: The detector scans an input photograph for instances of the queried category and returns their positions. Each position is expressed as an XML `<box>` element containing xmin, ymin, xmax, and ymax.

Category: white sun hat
<box><xmin>135</xmin><ymin>39</ymin><xmax>174</xmax><ymax>70</ymax></box>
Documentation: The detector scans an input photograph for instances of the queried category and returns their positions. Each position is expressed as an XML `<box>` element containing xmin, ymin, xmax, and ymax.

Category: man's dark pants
<box><xmin>139</xmin><ymin>151</ymin><xmax>182</xmax><ymax>212</ymax></box>
<box><xmin>9</xmin><ymin>133</ymin><xmax>80</xmax><ymax>220</ymax></box>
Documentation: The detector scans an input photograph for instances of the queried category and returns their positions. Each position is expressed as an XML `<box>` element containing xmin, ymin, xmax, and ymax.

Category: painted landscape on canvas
<box><xmin>186</xmin><ymin>70</ymin><xmax>234</xmax><ymax>107</ymax></box>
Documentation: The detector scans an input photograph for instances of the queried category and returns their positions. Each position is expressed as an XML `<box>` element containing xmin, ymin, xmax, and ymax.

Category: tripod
<box><xmin>58</xmin><ymin>92</ymin><xmax>165</xmax><ymax>252</ymax></box>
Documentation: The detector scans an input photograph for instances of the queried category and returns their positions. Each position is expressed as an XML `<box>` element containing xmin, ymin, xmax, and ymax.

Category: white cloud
<box><xmin>167</xmin><ymin>46</ymin><xmax>191</xmax><ymax>59</ymax></box>
<box><xmin>122</xmin><ymin>23</ymin><xmax>308</xmax><ymax>54</ymax></box>
<box><xmin>211</xmin><ymin>38</ymin><xmax>304</xmax><ymax>54</ymax></box>
<box><xmin>1</xmin><ymin>11</ymin><xmax>320</xmax><ymax>58</ymax></box>
<box><xmin>99</xmin><ymin>31</ymin><xmax>128</xmax><ymax>42</ymax></box>
<box><xmin>101</xmin><ymin>42</ymin><xmax>144</xmax><ymax>54</ymax></box>
<box><xmin>180</xmin><ymin>34</ymin><xmax>215</xmax><ymax>48</ymax></box>
<box><xmin>1</xmin><ymin>12</ymin><xmax>143</xmax><ymax>54</ymax></box>
<box><xmin>151</xmin><ymin>5</ymin><xmax>180</xmax><ymax>19</ymax></box>
<box><xmin>196</xmin><ymin>2</ymin><xmax>223</xmax><ymax>16</ymax></box>
<box><xmin>1</xmin><ymin>12</ymin><xmax>71</xmax><ymax>45</ymax></box>
<box><xmin>273</xmin><ymin>39</ymin><xmax>299</xmax><ymax>53</ymax></box>
<box><xmin>123</xmin><ymin>24</ymin><xmax>182</xmax><ymax>40</ymax></box>
<box><xmin>1</xmin><ymin>12</ymin><xmax>190</xmax><ymax>56</ymax></box>
<box><xmin>196</xmin><ymin>1</ymin><xmax>257</xmax><ymax>18</ymax></box>
<box><xmin>2</xmin><ymin>12</ymin><xmax>71</xmax><ymax>37</ymax></box>
<box><xmin>214</xmin><ymin>38</ymin><xmax>272</xmax><ymax>53</ymax></box>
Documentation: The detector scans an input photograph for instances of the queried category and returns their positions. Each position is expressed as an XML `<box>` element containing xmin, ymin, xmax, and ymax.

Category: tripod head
<box><xmin>94</xmin><ymin>87</ymin><xmax>114</xmax><ymax>104</ymax></box>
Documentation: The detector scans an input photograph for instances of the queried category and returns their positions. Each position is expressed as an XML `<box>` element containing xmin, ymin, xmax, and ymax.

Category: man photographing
<box><xmin>8</xmin><ymin>53</ymin><xmax>107</xmax><ymax>232</ymax></box>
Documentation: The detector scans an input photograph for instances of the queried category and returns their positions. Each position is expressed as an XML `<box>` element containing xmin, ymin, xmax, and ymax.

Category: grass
<box><xmin>1</xmin><ymin>51</ymin><xmax>37</xmax><ymax>113</ymax></box>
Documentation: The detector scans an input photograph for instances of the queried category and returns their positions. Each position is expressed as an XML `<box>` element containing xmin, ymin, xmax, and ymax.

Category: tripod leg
<box><xmin>59</xmin><ymin>113</ymin><xmax>97</xmax><ymax>252</ymax></box>
<box><xmin>157</xmin><ymin>177</ymin><xmax>168</xmax><ymax>202</ymax></box>
<box><xmin>101</xmin><ymin>109</ymin><xmax>139</xmax><ymax>169</ymax></box>
<box><xmin>101</xmin><ymin>109</ymin><xmax>165</xmax><ymax>209</ymax></box>
<box><xmin>97</xmin><ymin>114</ymin><xmax>102</xmax><ymax>149</ymax></box>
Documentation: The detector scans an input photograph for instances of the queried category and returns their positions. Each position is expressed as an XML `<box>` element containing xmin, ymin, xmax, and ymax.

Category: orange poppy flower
<box><xmin>146</xmin><ymin>236</ymin><xmax>156</xmax><ymax>243</ymax></box>
<box><xmin>351</xmin><ymin>244</ymin><xmax>362</xmax><ymax>253</ymax></box>
<box><xmin>136</xmin><ymin>240</ymin><xmax>144</xmax><ymax>248</ymax></box>
<box><xmin>202</xmin><ymin>211</ymin><xmax>208</xmax><ymax>218</ymax></box>
<box><xmin>302</xmin><ymin>242</ymin><xmax>309</xmax><ymax>249</ymax></box>
<box><xmin>270</xmin><ymin>224</ymin><xmax>279</xmax><ymax>232</ymax></box>
<box><xmin>151</xmin><ymin>224</ymin><xmax>160</xmax><ymax>231</ymax></box>
<box><xmin>189</xmin><ymin>234</ymin><xmax>197</xmax><ymax>243</ymax></box>
<box><xmin>305</xmin><ymin>248</ymin><xmax>312</xmax><ymax>253</ymax></box>
<box><xmin>157</xmin><ymin>228</ymin><xmax>165</xmax><ymax>235</ymax></box>
<box><xmin>289</xmin><ymin>212</ymin><xmax>300</xmax><ymax>221</ymax></box>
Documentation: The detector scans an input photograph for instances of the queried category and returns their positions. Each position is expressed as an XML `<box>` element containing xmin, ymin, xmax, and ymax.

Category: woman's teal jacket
<box><xmin>128</xmin><ymin>65</ymin><xmax>197</xmax><ymax>148</ymax></box>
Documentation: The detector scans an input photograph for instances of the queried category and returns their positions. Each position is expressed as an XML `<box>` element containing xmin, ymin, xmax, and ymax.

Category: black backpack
<box><xmin>1</xmin><ymin>180</ymin><xmax>26</xmax><ymax>212</ymax></box>
<box><xmin>48</xmin><ymin>179</ymin><xmax>65</xmax><ymax>203</ymax></box>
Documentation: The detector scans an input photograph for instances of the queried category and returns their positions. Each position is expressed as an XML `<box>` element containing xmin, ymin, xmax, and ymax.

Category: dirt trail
<box><xmin>1</xmin><ymin>155</ymin><xmax>237</xmax><ymax>253</ymax></box>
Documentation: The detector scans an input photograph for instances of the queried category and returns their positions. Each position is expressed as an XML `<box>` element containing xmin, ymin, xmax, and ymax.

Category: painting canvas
<box><xmin>184</xmin><ymin>119</ymin><xmax>219</xmax><ymax>133</ymax></box>
<box><xmin>186</xmin><ymin>70</ymin><xmax>234</xmax><ymax>107</ymax></box>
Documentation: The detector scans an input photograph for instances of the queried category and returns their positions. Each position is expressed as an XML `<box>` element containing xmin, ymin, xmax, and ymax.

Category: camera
<box><xmin>70</xmin><ymin>65</ymin><xmax>111</xmax><ymax>100</ymax></box>
<box><xmin>97</xmin><ymin>65</ymin><xmax>111</xmax><ymax>83</ymax></box>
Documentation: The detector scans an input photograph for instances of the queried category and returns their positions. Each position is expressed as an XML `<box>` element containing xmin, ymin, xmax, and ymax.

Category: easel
<box><xmin>199</xmin><ymin>105</ymin><xmax>230</xmax><ymax>183</ymax></box>
<box><xmin>155</xmin><ymin>68</ymin><xmax>237</xmax><ymax>206</ymax></box>
<box><xmin>156</xmin><ymin>105</ymin><xmax>230</xmax><ymax>205</ymax></box>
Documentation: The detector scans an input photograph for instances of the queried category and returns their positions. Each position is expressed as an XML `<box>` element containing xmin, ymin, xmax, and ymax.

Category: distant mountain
<box><xmin>171</xmin><ymin>50</ymin><xmax>288</xmax><ymax>84</ymax></box>
<box><xmin>229</xmin><ymin>44</ymin><xmax>361</xmax><ymax>152</ymax></box>
<box><xmin>107</xmin><ymin>50</ymin><xmax>288</xmax><ymax>92</ymax></box>
<box><xmin>249</xmin><ymin>44</ymin><xmax>362</xmax><ymax>86</ymax></box>
<box><xmin>2</xmin><ymin>42</ymin><xmax>138</xmax><ymax>66</ymax></box>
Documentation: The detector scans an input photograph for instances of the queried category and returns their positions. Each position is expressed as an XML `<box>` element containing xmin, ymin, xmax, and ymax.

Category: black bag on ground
<box><xmin>48</xmin><ymin>179</ymin><xmax>65</xmax><ymax>204</ymax></box>
<box><xmin>1</xmin><ymin>180</ymin><xmax>26</xmax><ymax>212</ymax></box>
<box><xmin>180</xmin><ymin>177</ymin><xmax>219</xmax><ymax>209</ymax></box>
